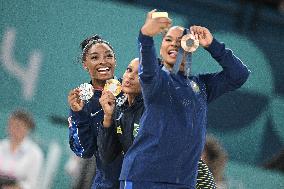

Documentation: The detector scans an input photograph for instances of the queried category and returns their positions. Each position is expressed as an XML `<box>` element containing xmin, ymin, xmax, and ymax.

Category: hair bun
<box><xmin>90</xmin><ymin>34</ymin><xmax>102</xmax><ymax>41</ymax></box>
<box><xmin>81</xmin><ymin>34</ymin><xmax>103</xmax><ymax>50</ymax></box>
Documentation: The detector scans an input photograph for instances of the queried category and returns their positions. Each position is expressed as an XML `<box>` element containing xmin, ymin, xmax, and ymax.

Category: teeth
<box><xmin>169</xmin><ymin>50</ymin><xmax>177</xmax><ymax>53</ymax></box>
<box><xmin>98</xmin><ymin>67</ymin><xmax>110</xmax><ymax>71</ymax></box>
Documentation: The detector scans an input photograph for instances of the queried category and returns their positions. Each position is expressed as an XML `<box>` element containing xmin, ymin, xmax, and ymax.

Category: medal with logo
<box><xmin>104</xmin><ymin>79</ymin><xmax>122</xmax><ymax>96</ymax></box>
<box><xmin>172</xmin><ymin>28</ymin><xmax>199</xmax><ymax>77</ymax></box>
<box><xmin>78</xmin><ymin>83</ymin><xmax>94</xmax><ymax>102</ymax></box>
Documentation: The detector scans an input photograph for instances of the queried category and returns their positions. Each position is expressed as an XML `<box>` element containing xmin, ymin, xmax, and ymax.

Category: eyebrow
<box><xmin>88</xmin><ymin>50</ymin><xmax>113</xmax><ymax>55</ymax></box>
<box><xmin>165</xmin><ymin>35</ymin><xmax>173</xmax><ymax>39</ymax></box>
<box><xmin>165</xmin><ymin>35</ymin><xmax>182</xmax><ymax>40</ymax></box>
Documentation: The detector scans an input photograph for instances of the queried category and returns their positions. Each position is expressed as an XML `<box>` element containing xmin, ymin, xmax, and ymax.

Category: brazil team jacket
<box><xmin>97</xmin><ymin>94</ymin><xmax>144</xmax><ymax>164</ymax></box>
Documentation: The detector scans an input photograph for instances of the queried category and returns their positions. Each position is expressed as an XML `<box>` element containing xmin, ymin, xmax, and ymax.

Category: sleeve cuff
<box><xmin>138</xmin><ymin>30</ymin><xmax>154</xmax><ymax>46</ymax></box>
<box><xmin>71</xmin><ymin>109</ymin><xmax>89</xmax><ymax>122</ymax></box>
<box><xmin>99</xmin><ymin>122</ymin><xmax>114</xmax><ymax>135</ymax></box>
<box><xmin>205</xmin><ymin>38</ymin><xmax>225</xmax><ymax>57</ymax></box>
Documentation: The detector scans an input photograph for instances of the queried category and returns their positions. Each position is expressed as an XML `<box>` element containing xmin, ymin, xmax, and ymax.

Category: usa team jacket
<box><xmin>119</xmin><ymin>31</ymin><xmax>250</xmax><ymax>188</ymax></box>
<box><xmin>69</xmin><ymin>89</ymin><xmax>123</xmax><ymax>189</ymax></box>
<box><xmin>97</xmin><ymin>92</ymin><xmax>217</xmax><ymax>188</ymax></box>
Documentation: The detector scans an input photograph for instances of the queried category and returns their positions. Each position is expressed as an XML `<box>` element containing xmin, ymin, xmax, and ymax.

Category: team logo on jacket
<box><xmin>133</xmin><ymin>123</ymin><xmax>140</xmax><ymax>138</ymax></box>
<box><xmin>190</xmin><ymin>81</ymin><xmax>200</xmax><ymax>93</ymax></box>
<box><xmin>117</xmin><ymin>126</ymin><xmax>122</xmax><ymax>134</ymax></box>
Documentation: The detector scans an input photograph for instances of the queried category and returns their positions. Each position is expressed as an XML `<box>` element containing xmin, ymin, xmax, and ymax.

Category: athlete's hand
<box><xmin>141</xmin><ymin>9</ymin><xmax>172</xmax><ymax>37</ymax></box>
<box><xmin>68</xmin><ymin>88</ymin><xmax>84</xmax><ymax>112</ymax></box>
<box><xmin>190</xmin><ymin>26</ymin><xmax>213</xmax><ymax>48</ymax></box>
<box><xmin>99</xmin><ymin>90</ymin><xmax>116</xmax><ymax>128</ymax></box>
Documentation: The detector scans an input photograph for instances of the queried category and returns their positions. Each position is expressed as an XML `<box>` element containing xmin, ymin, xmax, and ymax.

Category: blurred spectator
<box><xmin>0</xmin><ymin>110</ymin><xmax>44</xmax><ymax>189</ymax></box>
<box><xmin>279</xmin><ymin>0</ymin><xmax>284</xmax><ymax>13</ymax></box>
<box><xmin>201</xmin><ymin>134</ymin><xmax>228</xmax><ymax>188</ymax></box>
<box><xmin>263</xmin><ymin>149</ymin><xmax>284</xmax><ymax>173</ymax></box>
<box><xmin>65</xmin><ymin>152</ymin><xmax>96</xmax><ymax>189</ymax></box>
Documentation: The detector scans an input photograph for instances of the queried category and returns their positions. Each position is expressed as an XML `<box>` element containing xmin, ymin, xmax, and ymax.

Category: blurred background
<box><xmin>0</xmin><ymin>0</ymin><xmax>283</xmax><ymax>188</ymax></box>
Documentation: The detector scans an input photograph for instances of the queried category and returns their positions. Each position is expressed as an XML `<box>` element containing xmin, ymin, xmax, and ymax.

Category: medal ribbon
<box><xmin>172</xmin><ymin>29</ymin><xmax>192</xmax><ymax>77</ymax></box>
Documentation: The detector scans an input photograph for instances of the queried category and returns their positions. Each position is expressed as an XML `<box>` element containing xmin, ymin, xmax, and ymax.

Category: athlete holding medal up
<box><xmin>67</xmin><ymin>34</ymin><xmax>123</xmax><ymax>189</ymax></box>
<box><xmin>119</xmin><ymin>10</ymin><xmax>250</xmax><ymax>189</ymax></box>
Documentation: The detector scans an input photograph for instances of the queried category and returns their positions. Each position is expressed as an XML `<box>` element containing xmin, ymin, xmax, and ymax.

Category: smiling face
<box><xmin>83</xmin><ymin>43</ymin><xmax>116</xmax><ymax>85</ymax></box>
<box><xmin>122</xmin><ymin>58</ymin><xmax>141</xmax><ymax>95</ymax></box>
<box><xmin>160</xmin><ymin>26</ymin><xmax>185</xmax><ymax>70</ymax></box>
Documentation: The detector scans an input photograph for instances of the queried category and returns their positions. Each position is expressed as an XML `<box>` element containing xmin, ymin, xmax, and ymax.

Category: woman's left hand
<box><xmin>190</xmin><ymin>25</ymin><xmax>213</xmax><ymax>48</ymax></box>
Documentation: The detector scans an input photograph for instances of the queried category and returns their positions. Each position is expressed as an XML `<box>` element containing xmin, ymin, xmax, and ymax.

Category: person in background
<box><xmin>68</xmin><ymin>34</ymin><xmax>123</xmax><ymax>189</ymax></box>
<box><xmin>0</xmin><ymin>109</ymin><xmax>43</xmax><ymax>189</ymax></box>
<box><xmin>119</xmin><ymin>9</ymin><xmax>250</xmax><ymax>189</ymax></box>
<box><xmin>65</xmin><ymin>154</ymin><xmax>96</xmax><ymax>189</ymax></box>
<box><xmin>201</xmin><ymin>134</ymin><xmax>228</xmax><ymax>188</ymax></box>
<box><xmin>263</xmin><ymin>149</ymin><xmax>284</xmax><ymax>173</ymax></box>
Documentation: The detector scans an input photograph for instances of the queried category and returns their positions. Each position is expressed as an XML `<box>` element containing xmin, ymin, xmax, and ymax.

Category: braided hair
<box><xmin>80</xmin><ymin>34</ymin><xmax>116</xmax><ymax>63</ymax></box>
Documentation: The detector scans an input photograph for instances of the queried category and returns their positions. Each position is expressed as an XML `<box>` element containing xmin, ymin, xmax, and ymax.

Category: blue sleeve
<box><xmin>138</xmin><ymin>31</ymin><xmax>164</xmax><ymax>103</ymax></box>
<box><xmin>68</xmin><ymin>108</ymin><xmax>97</xmax><ymax>158</ymax></box>
<box><xmin>199</xmin><ymin>38</ymin><xmax>250</xmax><ymax>103</ymax></box>
<box><xmin>97</xmin><ymin>122</ymin><xmax>123</xmax><ymax>164</ymax></box>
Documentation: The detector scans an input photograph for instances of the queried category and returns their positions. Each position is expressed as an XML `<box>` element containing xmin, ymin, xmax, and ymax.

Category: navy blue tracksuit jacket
<box><xmin>119</xmin><ymin>32</ymin><xmax>250</xmax><ymax>188</ymax></box>
<box><xmin>69</xmin><ymin>89</ymin><xmax>123</xmax><ymax>189</ymax></box>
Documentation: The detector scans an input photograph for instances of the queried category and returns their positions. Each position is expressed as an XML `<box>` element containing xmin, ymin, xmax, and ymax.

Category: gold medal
<box><xmin>181</xmin><ymin>34</ymin><xmax>199</xmax><ymax>52</ymax></box>
<box><xmin>104</xmin><ymin>79</ymin><xmax>122</xmax><ymax>96</ymax></box>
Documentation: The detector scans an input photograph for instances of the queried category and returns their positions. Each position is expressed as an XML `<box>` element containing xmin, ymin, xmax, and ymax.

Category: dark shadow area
<box><xmin>49</xmin><ymin>115</ymin><xmax>68</xmax><ymax>126</ymax></box>
<box><xmin>207</xmin><ymin>91</ymin><xmax>269</xmax><ymax>131</ymax></box>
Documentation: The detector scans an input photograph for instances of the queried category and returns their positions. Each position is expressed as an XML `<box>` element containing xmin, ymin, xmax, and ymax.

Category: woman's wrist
<box><xmin>103</xmin><ymin>114</ymin><xmax>112</xmax><ymax>128</ymax></box>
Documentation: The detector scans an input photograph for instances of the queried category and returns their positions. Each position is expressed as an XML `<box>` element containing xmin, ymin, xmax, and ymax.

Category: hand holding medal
<box><xmin>104</xmin><ymin>79</ymin><xmax>122</xmax><ymax>96</ymax></box>
<box><xmin>172</xmin><ymin>28</ymin><xmax>199</xmax><ymax>77</ymax></box>
<box><xmin>68</xmin><ymin>84</ymin><xmax>91</xmax><ymax>112</ymax></box>
<box><xmin>78</xmin><ymin>83</ymin><xmax>94</xmax><ymax>101</ymax></box>
<box><xmin>189</xmin><ymin>25</ymin><xmax>213</xmax><ymax>48</ymax></box>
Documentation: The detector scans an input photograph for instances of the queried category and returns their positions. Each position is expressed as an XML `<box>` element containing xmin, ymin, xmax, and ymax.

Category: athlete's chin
<box><xmin>164</xmin><ymin>57</ymin><xmax>176</xmax><ymax>65</ymax></box>
<box><xmin>95</xmin><ymin>74</ymin><xmax>113</xmax><ymax>81</ymax></box>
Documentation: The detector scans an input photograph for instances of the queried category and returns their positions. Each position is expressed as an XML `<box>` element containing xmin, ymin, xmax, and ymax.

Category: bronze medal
<box><xmin>181</xmin><ymin>34</ymin><xmax>199</xmax><ymax>52</ymax></box>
